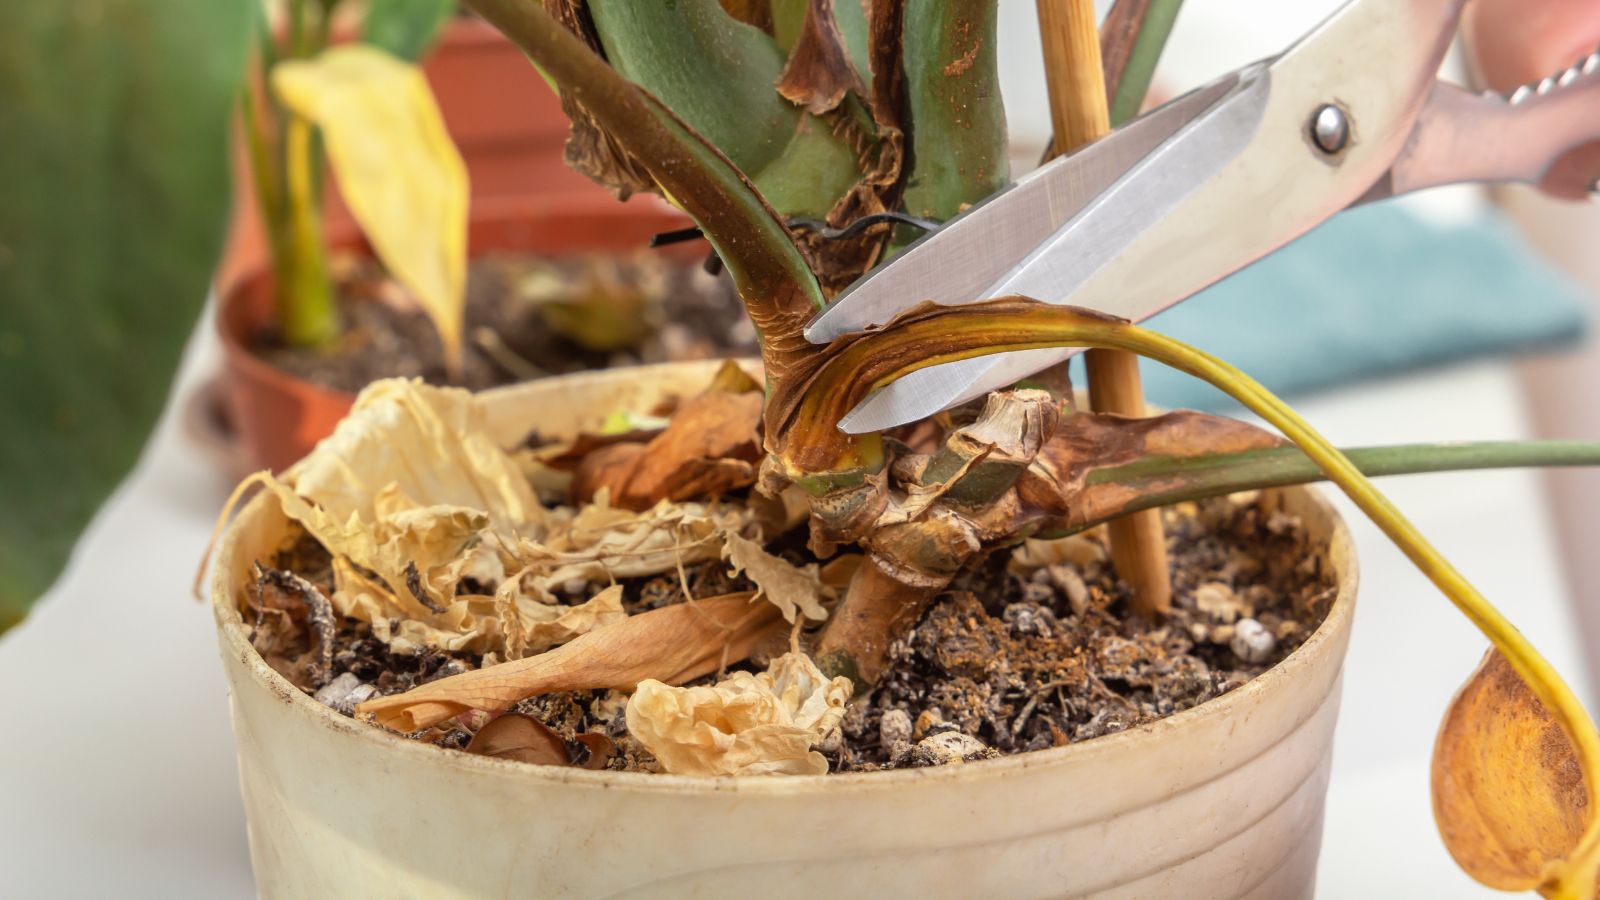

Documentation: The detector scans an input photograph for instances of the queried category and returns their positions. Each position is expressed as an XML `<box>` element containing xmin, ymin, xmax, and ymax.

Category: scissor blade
<box><xmin>836</xmin><ymin>0</ymin><xmax>1456</xmax><ymax>433</ymax></box>
<box><xmin>802</xmin><ymin>71</ymin><xmax>1244</xmax><ymax>344</ymax></box>
<box><xmin>834</xmin><ymin>64</ymin><xmax>1273</xmax><ymax>433</ymax></box>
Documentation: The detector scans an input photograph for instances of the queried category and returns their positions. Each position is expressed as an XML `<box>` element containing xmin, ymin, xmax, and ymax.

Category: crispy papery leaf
<box><xmin>467</xmin><ymin>0</ymin><xmax>826</xmax><ymax>385</ymax></box>
<box><xmin>358</xmin><ymin>591</ymin><xmax>785</xmax><ymax>731</ymax></box>
<box><xmin>463</xmin><ymin>713</ymin><xmax>615</xmax><ymax>768</ymax></box>
<box><xmin>626</xmin><ymin>651</ymin><xmax>851</xmax><ymax>775</ymax></box>
<box><xmin>777</xmin><ymin>0</ymin><xmax>864</xmax><ymax>115</ymax></box>
<box><xmin>571</xmin><ymin>390</ymin><xmax>764</xmax><ymax>510</ymax></box>
<box><xmin>538</xmin><ymin>0</ymin><xmax>656</xmax><ymax>199</ymax></box>
<box><xmin>0</xmin><ymin>0</ymin><xmax>251</xmax><ymax>628</ymax></box>
<box><xmin>723</xmin><ymin>532</ymin><xmax>829</xmax><ymax>623</ymax></box>
<box><xmin>1433</xmin><ymin>650</ymin><xmax>1597</xmax><ymax>896</ymax></box>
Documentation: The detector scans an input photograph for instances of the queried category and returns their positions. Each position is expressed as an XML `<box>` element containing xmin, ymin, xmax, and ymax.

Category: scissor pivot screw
<box><xmin>1310</xmin><ymin>104</ymin><xmax>1350</xmax><ymax>155</ymax></box>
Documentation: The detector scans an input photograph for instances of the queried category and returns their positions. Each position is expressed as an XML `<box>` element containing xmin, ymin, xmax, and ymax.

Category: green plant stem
<box><xmin>277</xmin><ymin>115</ymin><xmax>338</xmax><ymax>347</ymax></box>
<box><xmin>264</xmin><ymin>0</ymin><xmax>338</xmax><ymax>349</ymax></box>
<box><xmin>1061</xmin><ymin>439</ymin><xmax>1600</xmax><ymax>534</ymax></box>
<box><xmin>1107</xmin><ymin>0</ymin><xmax>1181</xmax><ymax>126</ymax></box>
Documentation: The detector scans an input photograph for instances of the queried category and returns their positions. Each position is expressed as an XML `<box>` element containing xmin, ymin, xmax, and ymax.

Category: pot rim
<box><xmin>212</xmin><ymin>369</ymin><xmax>1358</xmax><ymax>797</ymax></box>
<box><xmin>213</xmin><ymin>195</ymin><xmax>695</xmax><ymax>403</ymax></box>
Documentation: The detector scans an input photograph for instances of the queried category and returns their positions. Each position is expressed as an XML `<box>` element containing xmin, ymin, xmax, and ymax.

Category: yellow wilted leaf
<box><xmin>272</xmin><ymin>44</ymin><xmax>468</xmax><ymax>372</ymax></box>
<box><xmin>1433</xmin><ymin>649</ymin><xmax>1598</xmax><ymax>897</ymax></box>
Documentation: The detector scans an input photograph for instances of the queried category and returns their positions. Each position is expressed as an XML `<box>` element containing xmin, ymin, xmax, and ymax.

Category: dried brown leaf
<box><xmin>495</xmin><ymin>582</ymin><xmax>629</xmax><ymax>660</ymax></box>
<box><xmin>1018</xmin><ymin>410</ymin><xmax>1283</xmax><ymax>523</ymax></box>
<box><xmin>258</xmin><ymin>380</ymin><xmax>546</xmax><ymax>622</ymax></box>
<box><xmin>574</xmin><ymin>731</ymin><xmax>617</xmax><ymax>770</ymax></box>
<box><xmin>358</xmin><ymin>591</ymin><xmax>784</xmax><ymax>731</ymax></box>
<box><xmin>530</xmin><ymin>498</ymin><xmax>753</xmax><ymax>581</ymax></box>
<box><xmin>722</xmin><ymin>532</ymin><xmax>828</xmax><ymax>623</ymax></box>
<box><xmin>788</xmin><ymin>0</ymin><xmax>908</xmax><ymax>296</ymax></box>
<box><xmin>571</xmin><ymin>391</ymin><xmax>764</xmax><ymax>510</ymax></box>
<box><xmin>1009</xmin><ymin>532</ymin><xmax>1108</xmax><ymax>574</ymax></box>
<box><xmin>704</xmin><ymin>358</ymin><xmax>763</xmax><ymax>395</ymax></box>
<box><xmin>1433</xmin><ymin>649</ymin><xmax>1593</xmax><ymax>894</ymax></box>
<box><xmin>776</xmin><ymin>0</ymin><xmax>865</xmax><ymax>115</ymax></box>
<box><xmin>465</xmin><ymin>713</ymin><xmax>570</xmax><ymax>765</ymax></box>
<box><xmin>538</xmin><ymin>0</ymin><xmax>657</xmax><ymax>199</ymax></box>
<box><xmin>625</xmin><ymin>651</ymin><xmax>852</xmax><ymax>775</ymax></box>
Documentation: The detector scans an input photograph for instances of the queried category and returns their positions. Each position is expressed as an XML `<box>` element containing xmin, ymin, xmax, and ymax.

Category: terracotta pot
<box><xmin>216</xmin><ymin>197</ymin><xmax>694</xmax><ymax>473</ymax></box>
<box><xmin>211</xmin><ymin>360</ymin><xmax>1360</xmax><ymax>899</ymax></box>
<box><xmin>217</xmin><ymin>16</ymin><xmax>607</xmax><ymax>292</ymax></box>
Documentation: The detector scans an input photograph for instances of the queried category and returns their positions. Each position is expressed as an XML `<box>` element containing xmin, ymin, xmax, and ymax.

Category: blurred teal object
<box><xmin>1130</xmin><ymin>203</ymin><xmax>1588</xmax><ymax>411</ymax></box>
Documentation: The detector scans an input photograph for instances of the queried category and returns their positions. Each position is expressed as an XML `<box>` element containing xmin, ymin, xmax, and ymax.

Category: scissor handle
<box><xmin>1387</xmin><ymin>48</ymin><xmax>1600</xmax><ymax>199</ymax></box>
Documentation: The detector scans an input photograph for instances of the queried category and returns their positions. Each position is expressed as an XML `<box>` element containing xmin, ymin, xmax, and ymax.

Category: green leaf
<box><xmin>0</xmin><ymin>0</ymin><xmax>253</xmax><ymax>629</ymax></box>
<box><xmin>363</xmin><ymin>0</ymin><xmax>455</xmax><ymax>62</ymax></box>
<box><xmin>833</xmin><ymin>0</ymin><xmax>872</xmax><ymax>90</ymax></box>
<box><xmin>898</xmin><ymin>0</ymin><xmax>1008</xmax><ymax>224</ymax></box>
<box><xmin>586</xmin><ymin>0</ymin><xmax>859</xmax><ymax>218</ymax></box>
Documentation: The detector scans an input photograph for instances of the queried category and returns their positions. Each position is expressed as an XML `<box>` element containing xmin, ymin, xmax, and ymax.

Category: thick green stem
<box><xmin>276</xmin><ymin>115</ymin><xmax>338</xmax><ymax>348</ymax></box>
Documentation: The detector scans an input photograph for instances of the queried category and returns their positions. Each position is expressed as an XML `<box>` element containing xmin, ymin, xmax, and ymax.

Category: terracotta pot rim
<box><xmin>212</xmin><ymin>362</ymin><xmax>1359</xmax><ymax>796</ymax></box>
<box><xmin>214</xmin><ymin>194</ymin><xmax>695</xmax><ymax>406</ymax></box>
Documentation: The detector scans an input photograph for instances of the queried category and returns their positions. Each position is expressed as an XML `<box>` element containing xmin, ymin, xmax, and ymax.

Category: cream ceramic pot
<box><xmin>212</xmin><ymin>361</ymin><xmax>1358</xmax><ymax>899</ymax></box>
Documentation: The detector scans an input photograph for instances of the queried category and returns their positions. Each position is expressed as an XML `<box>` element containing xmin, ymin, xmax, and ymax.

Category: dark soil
<box><xmin>248</xmin><ymin>492</ymin><xmax>1336</xmax><ymax>774</ymax></box>
<box><xmin>256</xmin><ymin>251</ymin><xmax>755</xmax><ymax>395</ymax></box>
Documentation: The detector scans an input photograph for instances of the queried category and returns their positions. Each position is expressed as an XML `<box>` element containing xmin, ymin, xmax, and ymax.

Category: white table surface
<box><xmin>0</xmin><ymin>314</ymin><xmax>1588</xmax><ymax>899</ymax></box>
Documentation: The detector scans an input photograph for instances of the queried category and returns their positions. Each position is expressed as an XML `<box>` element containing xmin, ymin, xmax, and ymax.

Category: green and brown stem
<box><xmin>1065</xmin><ymin>439</ymin><xmax>1600</xmax><ymax>534</ymax></box>
<box><xmin>814</xmin><ymin>390</ymin><xmax>1062</xmax><ymax>682</ymax></box>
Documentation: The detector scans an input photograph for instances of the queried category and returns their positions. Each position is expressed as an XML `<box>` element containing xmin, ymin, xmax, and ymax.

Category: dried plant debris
<box><xmin>242</xmin><ymin>377</ymin><xmax>1332</xmax><ymax>776</ymax></box>
<box><xmin>463</xmin><ymin>713</ymin><xmax>615</xmax><ymax>769</ymax></box>
<box><xmin>827</xmin><ymin>496</ymin><xmax>1335</xmax><ymax>771</ymax></box>
<box><xmin>627</xmin><ymin>652</ymin><xmax>852</xmax><ymax>776</ymax></box>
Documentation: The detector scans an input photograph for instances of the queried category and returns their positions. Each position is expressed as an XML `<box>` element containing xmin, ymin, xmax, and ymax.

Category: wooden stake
<box><xmin>1035</xmin><ymin>0</ymin><xmax>1172</xmax><ymax>617</ymax></box>
<box><xmin>1084</xmin><ymin>349</ymin><xmax>1172</xmax><ymax>615</ymax></box>
<box><xmin>1036</xmin><ymin>0</ymin><xmax>1111</xmax><ymax>155</ymax></box>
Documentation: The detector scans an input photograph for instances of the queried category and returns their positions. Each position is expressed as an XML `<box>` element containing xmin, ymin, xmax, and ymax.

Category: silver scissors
<box><xmin>804</xmin><ymin>0</ymin><xmax>1600</xmax><ymax>434</ymax></box>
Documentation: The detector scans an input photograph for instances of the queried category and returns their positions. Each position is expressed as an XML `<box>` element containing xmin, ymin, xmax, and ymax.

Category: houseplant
<box><xmin>200</xmin><ymin>0</ymin><xmax>1600</xmax><ymax>896</ymax></box>
<box><xmin>217</xmin><ymin>0</ymin><xmax>751</xmax><ymax>472</ymax></box>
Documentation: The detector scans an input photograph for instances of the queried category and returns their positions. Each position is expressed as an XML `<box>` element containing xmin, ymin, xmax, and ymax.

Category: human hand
<box><xmin>1464</xmin><ymin>0</ymin><xmax>1600</xmax><ymax>198</ymax></box>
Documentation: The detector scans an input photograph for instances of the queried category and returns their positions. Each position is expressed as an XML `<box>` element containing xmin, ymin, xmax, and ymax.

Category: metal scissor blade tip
<box><xmin>808</xmin><ymin>66</ymin><xmax>1252</xmax><ymax>348</ymax></box>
